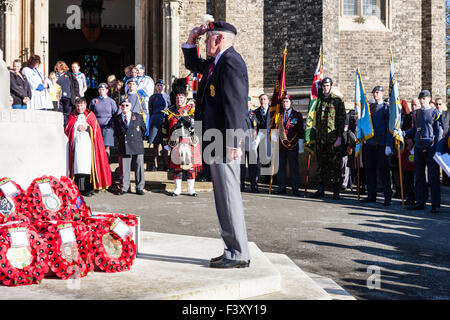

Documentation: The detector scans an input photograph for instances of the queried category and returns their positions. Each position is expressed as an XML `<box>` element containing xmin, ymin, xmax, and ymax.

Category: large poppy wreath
<box><xmin>84</xmin><ymin>214</ymin><xmax>137</xmax><ymax>273</ymax></box>
<box><xmin>26</xmin><ymin>176</ymin><xmax>90</xmax><ymax>222</ymax></box>
<box><xmin>34</xmin><ymin>220</ymin><xmax>93</xmax><ymax>280</ymax></box>
<box><xmin>0</xmin><ymin>221</ymin><xmax>48</xmax><ymax>286</ymax></box>
<box><xmin>0</xmin><ymin>178</ymin><xmax>31</xmax><ymax>224</ymax></box>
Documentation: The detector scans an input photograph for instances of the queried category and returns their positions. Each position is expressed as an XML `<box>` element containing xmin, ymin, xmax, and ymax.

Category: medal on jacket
<box><xmin>210</xmin><ymin>85</ymin><xmax>215</xmax><ymax>97</ymax></box>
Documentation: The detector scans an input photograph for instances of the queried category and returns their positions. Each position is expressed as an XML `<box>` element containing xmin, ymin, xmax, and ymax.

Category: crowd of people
<box><xmin>7</xmin><ymin>52</ymin><xmax>449</xmax><ymax>214</ymax></box>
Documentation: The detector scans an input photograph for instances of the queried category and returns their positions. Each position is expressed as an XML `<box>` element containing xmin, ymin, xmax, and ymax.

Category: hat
<box><xmin>418</xmin><ymin>90</ymin><xmax>431</xmax><ymax>98</ymax></box>
<box><xmin>98</xmin><ymin>82</ymin><xmax>108</xmax><ymax>89</ymax></box>
<box><xmin>126</xmin><ymin>77</ymin><xmax>137</xmax><ymax>84</ymax></box>
<box><xmin>156</xmin><ymin>79</ymin><xmax>165</xmax><ymax>85</ymax></box>
<box><xmin>281</xmin><ymin>94</ymin><xmax>292</xmax><ymax>101</ymax></box>
<box><xmin>171</xmin><ymin>78</ymin><xmax>188</xmax><ymax>96</ymax></box>
<box><xmin>207</xmin><ymin>21</ymin><xmax>237</xmax><ymax>35</ymax></box>
<box><xmin>321</xmin><ymin>77</ymin><xmax>333</xmax><ymax>85</ymax></box>
<box><xmin>372</xmin><ymin>86</ymin><xmax>384</xmax><ymax>93</ymax></box>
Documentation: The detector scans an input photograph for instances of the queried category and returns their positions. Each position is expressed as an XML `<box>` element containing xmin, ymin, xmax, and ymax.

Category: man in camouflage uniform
<box><xmin>311</xmin><ymin>77</ymin><xmax>346</xmax><ymax>200</ymax></box>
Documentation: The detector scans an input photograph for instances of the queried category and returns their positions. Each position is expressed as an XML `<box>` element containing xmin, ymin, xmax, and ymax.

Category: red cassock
<box><xmin>64</xmin><ymin>110</ymin><xmax>112</xmax><ymax>190</ymax></box>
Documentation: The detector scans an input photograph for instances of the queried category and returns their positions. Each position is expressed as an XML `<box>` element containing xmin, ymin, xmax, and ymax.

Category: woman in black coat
<box><xmin>10</xmin><ymin>59</ymin><xmax>32</xmax><ymax>109</ymax></box>
<box><xmin>54</xmin><ymin>60</ymin><xmax>80</xmax><ymax>126</ymax></box>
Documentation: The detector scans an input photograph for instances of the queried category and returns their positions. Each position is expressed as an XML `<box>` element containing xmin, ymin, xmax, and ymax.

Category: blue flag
<box><xmin>389</xmin><ymin>52</ymin><xmax>404</xmax><ymax>151</ymax></box>
<box><xmin>354</xmin><ymin>66</ymin><xmax>373</xmax><ymax>157</ymax></box>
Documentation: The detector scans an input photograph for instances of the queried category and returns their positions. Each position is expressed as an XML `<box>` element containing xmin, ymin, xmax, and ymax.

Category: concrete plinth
<box><xmin>0</xmin><ymin>231</ymin><xmax>348</xmax><ymax>300</ymax></box>
<box><xmin>0</xmin><ymin>110</ymin><xmax>67</xmax><ymax>188</ymax></box>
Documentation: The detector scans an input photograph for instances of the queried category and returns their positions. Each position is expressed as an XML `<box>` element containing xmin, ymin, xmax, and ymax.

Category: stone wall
<box><xmin>178</xmin><ymin>0</ymin><xmax>208</xmax><ymax>79</ymax></box>
<box><xmin>338</xmin><ymin>0</ymin><xmax>424</xmax><ymax>107</ymax></box>
<box><xmin>263</xmin><ymin>0</ymin><xmax>323</xmax><ymax>91</ymax></box>
<box><xmin>422</xmin><ymin>0</ymin><xmax>446</xmax><ymax>101</ymax></box>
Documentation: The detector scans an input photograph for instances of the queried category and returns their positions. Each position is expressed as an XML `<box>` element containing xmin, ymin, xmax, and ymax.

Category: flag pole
<box><xmin>269</xmin><ymin>42</ymin><xmax>288</xmax><ymax>194</ymax></box>
<box><xmin>357</xmin><ymin>154</ymin><xmax>361</xmax><ymax>202</ymax></box>
<box><xmin>396</xmin><ymin>140</ymin><xmax>405</xmax><ymax>208</ymax></box>
<box><xmin>304</xmin><ymin>152</ymin><xmax>311</xmax><ymax>197</ymax></box>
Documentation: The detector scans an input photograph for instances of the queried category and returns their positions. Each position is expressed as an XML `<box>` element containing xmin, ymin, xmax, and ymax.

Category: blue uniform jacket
<box><xmin>183</xmin><ymin>46</ymin><xmax>249</xmax><ymax>154</ymax></box>
<box><xmin>405</xmin><ymin>107</ymin><xmax>443</xmax><ymax>151</ymax></box>
<box><xmin>366</xmin><ymin>101</ymin><xmax>392</xmax><ymax>147</ymax></box>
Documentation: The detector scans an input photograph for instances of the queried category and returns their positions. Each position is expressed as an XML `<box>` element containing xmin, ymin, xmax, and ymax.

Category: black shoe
<box><xmin>361</xmin><ymin>197</ymin><xmax>376</xmax><ymax>203</ymax></box>
<box><xmin>209</xmin><ymin>258</ymin><xmax>250</xmax><ymax>269</ymax></box>
<box><xmin>152</xmin><ymin>167</ymin><xmax>158</xmax><ymax>172</ymax></box>
<box><xmin>250</xmin><ymin>186</ymin><xmax>259</xmax><ymax>193</ymax></box>
<box><xmin>274</xmin><ymin>188</ymin><xmax>286</xmax><ymax>195</ymax></box>
<box><xmin>171</xmin><ymin>192</ymin><xmax>179</xmax><ymax>197</ymax></box>
<box><xmin>210</xmin><ymin>254</ymin><xmax>224</xmax><ymax>263</ymax></box>
<box><xmin>383</xmin><ymin>199</ymin><xmax>392</xmax><ymax>206</ymax></box>
<box><xmin>115</xmin><ymin>190</ymin><xmax>125</xmax><ymax>196</ymax></box>
<box><xmin>430</xmin><ymin>206</ymin><xmax>438</xmax><ymax>214</ymax></box>
<box><xmin>332</xmin><ymin>191</ymin><xmax>341</xmax><ymax>200</ymax></box>
<box><xmin>136</xmin><ymin>189</ymin><xmax>145</xmax><ymax>195</ymax></box>
<box><xmin>240</xmin><ymin>186</ymin><xmax>246</xmax><ymax>192</ymax></box>
<box><xmin>407</xmin><ymin>203</ymin><xmax>424</xmax><ymax>210</ymax></box>
<box><xmin>292</xmin><ymin>189</ymin><xmax>301</xmax><ymax>197</ymax></box>
<box><xmin>311</xmin><ymin>185</ymin><xmax>325</xmax><ymax>198</ymax></box>
<box><xmin>405</xmin><ymin>200</ymin><xmax>415</xmax><ymax>206</ymax></box>
<box><xmin>188</xmin><ymin>192</ymin><xmax>198</xmax><ymax>197</ymax></box>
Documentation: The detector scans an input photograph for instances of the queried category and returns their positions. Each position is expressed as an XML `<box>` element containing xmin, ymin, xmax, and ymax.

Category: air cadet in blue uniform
<box><xmin>406</xmin><ymin>90</ymin><xmax>443</xmax><ymax>213</ymax></box>
<box><xmin>361</xmin><ymin>86</ymin><xmax>393</xmax><ymax>206</ymax></box>
<box><xmin>274</xmin><ymin>94</ymin><xmax>305</xmax><ymax>196</ymax></box>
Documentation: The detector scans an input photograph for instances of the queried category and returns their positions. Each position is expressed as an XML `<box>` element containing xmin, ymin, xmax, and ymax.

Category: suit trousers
<box><xmin>210</xmin><ymin>160</ymin><xmax>250</xmax><ymax>261</ymax></box>
<box><xmin>414</xmin><ymin>148</ymin><xmax>440</xmax><ymax>207</ymax></box>
<box><xmin>364</xmin><ymin>144</ymin><xmax>392</xmax><ymax>201</ymax></box>
<box><xmin>277</xmin><ymin>149</ymin><xmax>300</xmax><ymax>191</ymax></box>
<box><xmin>120</xmin><ymin>154</ymin><xmax>145</xmax><ymax>192</ymax></box>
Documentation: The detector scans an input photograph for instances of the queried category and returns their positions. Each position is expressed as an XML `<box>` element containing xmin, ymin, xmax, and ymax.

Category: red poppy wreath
<box><xmin>84</xmin><ymin>214</ymin><xmax>137</xmax><ymax>273</ymax></box>
<box><xmin>0</xmin><ymin>178</ymin><xmax>31</xmax><ymax>224</ymax></box>
<box><xmin>26</xmin><ymin>176</ymin><xmax>90</xmax><ymax>222</ymax></box>
<box><xmin>0</xmin><ymin>221</ymin><xmax>48</xmax><ymax>286</ymax></box>
<box><xmin>34</xmin><ymin>220</ymin><xmax>94</xmax><ymax>280</ymax></box>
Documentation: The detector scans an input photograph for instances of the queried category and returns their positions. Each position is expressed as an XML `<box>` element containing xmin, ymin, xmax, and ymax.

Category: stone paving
<box><xmin>86</xmin><ymin>184</ymin><xmax>450</xmax><ymax>300</ymax></box>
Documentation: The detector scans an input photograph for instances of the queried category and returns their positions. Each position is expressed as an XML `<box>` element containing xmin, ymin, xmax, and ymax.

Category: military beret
<box><xmin>126</xmin><ymin>77</ymin><xmax>137</xmax><ymax>84</ymax></box>
<box><xmin>208</xmin><ymin>21</ymin><xmax>237</xmax><ymax>35</ymax></box>
<box><xmin>98</xmin><ymin>82</ymin><xmax>108</xmax><ymax>89</ymax></box>
<box><xmin>322</xmin><ymin>77</ymin><xmax>333</xmax><ymax>85</ymax></box>
<box><xmin>281</xmin><ymin>94</ymin><xmax>292</xmax><ymax>101</ymax></box>
<box><xmin>119</xmin><ymin>96</ymin><xmax>130</xmax><ymax>105</ymax></box>
<box><xmin>156</xmin><ymin>79</ymin><xmax>165</xmax><ymax>85</ymax></box>
<box><xmin>372</xmin><ymin>86</ymin><xmax>384</xmax><ymax>93</ymax></box>
<box><xmin>418</xmin><ymin>90</ymin><xmax>431</xmax><ymax>98</ymax></box>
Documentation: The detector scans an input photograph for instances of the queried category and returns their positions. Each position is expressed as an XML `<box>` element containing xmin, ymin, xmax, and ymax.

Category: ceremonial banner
<box><xmin>389</xmin><ymin>52</ymin><xmax>404</xmax><ymax>151</ymax></box>
<box><xmin>354</xmin><ymin>66</ymin><xmax>373</xmax><ymax>157</ymax></box>
<box><xmin>269</xmin><ymin>47</ymin><xmax>287</xmax><ymax>130</ymax></box>
<box><xmin>303</xmin><ymin>47</ymin><xmax>323</xmax><ymax>154</ymax></box>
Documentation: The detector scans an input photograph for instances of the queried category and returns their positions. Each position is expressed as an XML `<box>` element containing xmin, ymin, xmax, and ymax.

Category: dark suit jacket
<box><xmin>113</xmin><ymin>112</ymin><xmax>147</xmax><ymax>156</ymax></box>
<box><xmin>10</xmin><ymin>72</ymin><xmax>32</xmax><ymax>105</ymax></box>
<box><xmin>279</xmin><ymin>109</ymin><xmax>304</xmax><ymax>152</ymax></box>
<box><xmin>183</xmin><ymin>46</ymin><xmax>249</xmax><ymax>155</ymax></box>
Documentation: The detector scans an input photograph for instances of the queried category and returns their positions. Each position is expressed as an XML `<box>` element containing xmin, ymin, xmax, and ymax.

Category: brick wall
<box><xmin>263</xmin><ymin>0</ymin><xmax>323</xmax><ymax>90</ymax></box>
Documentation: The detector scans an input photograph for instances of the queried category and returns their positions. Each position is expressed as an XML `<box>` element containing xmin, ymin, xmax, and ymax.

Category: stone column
<box><xmin>135</xmin><ymin>0</ymin><xmax>148</xmax><ymax>66</ymax></box>
<box><xmin>3</xmin><ymin>0</ymin><xmax>19</xmax><ymax>66</ymax></box>
<box><xmin>0</xmin><ymin>50</ymin><xmax>10</xmax><ymax>109</ymax></box>
<box><xmin>168</xmin><ymin>1</ymin><xmax>180</xmax><ymax>83</ymax></box>
<box><xmin>322</xmin><ymin>0</ymin><xmax>339</xmax><ymax>85</ymax></box>
<box><xmin>33</xmin><ymin>0</ymin><xmax>49</xmax><ymax>76</ymax></box>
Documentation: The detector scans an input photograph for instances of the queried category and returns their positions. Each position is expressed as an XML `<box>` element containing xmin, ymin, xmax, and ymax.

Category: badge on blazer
<box><xmin>136</xmin><ymin>127</ymin><xmax>140</xmax><ymax>132</ymax></box>
<box><xmin>210</xmin><ymin>85</ymin><xmax>215</xmax><ymax>97</ymax></box>
<box><xmin>253</xmin><ymin>119</ymin><xmax>257</xmax><ymax>127</ymax></box>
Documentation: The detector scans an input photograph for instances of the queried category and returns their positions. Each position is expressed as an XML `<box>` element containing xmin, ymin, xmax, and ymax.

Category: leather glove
<box><xmin>385</xmin><ymin>146</ymin><xmax>392</xmax><ymax>156</ymax></box>
<box><xmin>298</xmin><ymin>139</ymin><xmax>304</xmax><ymax>154</ymax></box>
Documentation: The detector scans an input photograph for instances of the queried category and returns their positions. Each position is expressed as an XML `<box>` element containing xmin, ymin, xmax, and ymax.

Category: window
<box><xmin>340</xmin><ymin>0</ymin><xmax>390</xmax><ymax>29</ymax></box>
<box><xmin>343</xmin><ymin>0</ymin><xmax>357</xmax><ymax>15</ymax></box>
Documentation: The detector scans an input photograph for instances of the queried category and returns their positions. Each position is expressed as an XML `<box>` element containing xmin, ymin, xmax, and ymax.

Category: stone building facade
<box><xmin>0</xmin><ymin>0</ymin><xmax>445</xmax><ymax>106</ymax></box>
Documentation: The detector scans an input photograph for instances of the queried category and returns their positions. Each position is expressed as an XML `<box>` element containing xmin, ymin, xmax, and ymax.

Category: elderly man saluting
<box><xmin>182</xmin><ymin>21</ymin><xmax>250</xmax><ymax>268</ymax></box>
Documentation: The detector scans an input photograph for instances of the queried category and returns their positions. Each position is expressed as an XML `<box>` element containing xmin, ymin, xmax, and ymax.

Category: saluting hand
<box><xmin>187</xmin><ymin>24</ymin><xmax>209</xmax><ymax>45</ymax></box>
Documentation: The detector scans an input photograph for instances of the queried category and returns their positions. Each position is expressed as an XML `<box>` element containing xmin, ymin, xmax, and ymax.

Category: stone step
<box><xmin>305</xmin><ymin>272</ymin><xmax>356</xmax><ymax>300</ymax></box>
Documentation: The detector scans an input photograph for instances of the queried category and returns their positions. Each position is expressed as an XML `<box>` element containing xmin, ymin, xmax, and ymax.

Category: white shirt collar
<box><xmin>214</xmin><ymin>46</ymin><xmax>231</xmax><ymax>65</ymax></box>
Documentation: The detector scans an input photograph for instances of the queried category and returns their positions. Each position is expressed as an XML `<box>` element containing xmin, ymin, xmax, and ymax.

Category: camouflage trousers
<box><xmin>316</xmin><ymin>142</ymin><xmax>343</xmax><ymax>188</ymax></box>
